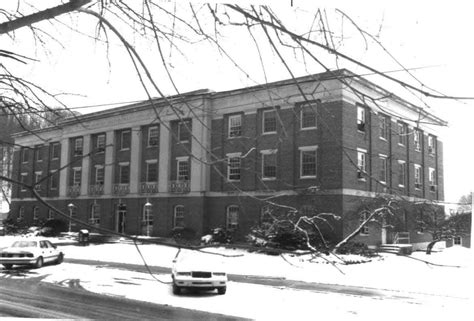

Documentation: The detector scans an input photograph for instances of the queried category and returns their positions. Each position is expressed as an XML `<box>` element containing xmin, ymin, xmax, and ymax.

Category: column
<box><xmin>80</xmin><ymin>134</ymin><xmax>91</xmax><ymax>196</ymax></box>
<box><xmin>58</xmin><ymin>138</ymin><xmax>70</xmax><ymax>197</ymax></box>
<box><xmin>190</xmin><ymin>105</ymin><xmax>211</xmax><ymax>192</ymax></box>
<box><xmin>129</xmin><ymin>126</ymin><xmax>141</xmax><ymax>194</ymax></box>
<box><xmin>158</xmin><ymin>122</ymin><xmax>170</xmax><ymax>193</ymax></box>
<box><xmin>103</xmin><ymin>130</ymin><xmax>114</xmax><ymax>195</ymax></box>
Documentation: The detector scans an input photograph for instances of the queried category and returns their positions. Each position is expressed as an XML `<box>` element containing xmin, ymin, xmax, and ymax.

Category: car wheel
<box><xmin>3</xmin><ymin>264</ymin><xmax>13</xmax><ymax>270</ymax></box>
<box><xmin>34</xmin><ymin>256</ymin><xmax>44</xmax><ymax>269</ymax></box>
<box><xmin>172</xmin><ymin>284</ymin><xmax>181</xmax><ymax>295</ymax></box>
<box><xmin>217</xmin><ymin>286</ymin><xmax>226</xmax><ymax>295</ymax></box>
<box><xmin>55</xmin><ymin>253</ymin><xmax>64</xmax><ymax>264</ymax></box>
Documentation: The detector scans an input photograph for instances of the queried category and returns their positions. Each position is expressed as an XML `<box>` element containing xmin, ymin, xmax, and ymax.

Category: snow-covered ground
<box><xmin>1</xmin><ymin>236</ymin><xmax>472</xmax><ymax>320</ymax></box>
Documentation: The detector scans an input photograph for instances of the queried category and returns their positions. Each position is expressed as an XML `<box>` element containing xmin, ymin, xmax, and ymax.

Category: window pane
<box><xmin>179</xmin><ymin>121</ymin><xmax>191</xmax><ymax>142</ymax></box>
<box><xmin>263</xmin><ymin>110</ymin><xmax>277</xmax><ymax>133</ymax></box>
<box><xmin>74</xmin><ymin>138</ymin><xmax>83</xmax><ymax>156</ymax></box>
<box><xmin>177</xmin><ymin>159</ymin><xmax>189</xmax><ymax>180</ymax></box>
<box><xmin>148</xmin><ymin>126</ymin><xmax>159</xmax><ymax>146</ymax></box>
<box><xmin>229</xmin><ymin>115</ymin><xmax>242</xmax><ymax>137</ymax></box>
<box><xmin>227</xmin><ymin>206</ymin><xmax>239</xmax><ymax>229</ymax></box>
<box><xmin>147</xmin><ymin>162</ymin><xmax>158</xmax><ymax>182</ymax></box>
<box><xmin>121</xmin><ymin>130</ymin><xmax>131</xmax><ymax>149</ymax></box>
<box><xmin>174</xmin><ymin>206</ymin><xmax>185</xmax><ymax>228</ymax></box>
<box><xmin>120</xmin><ymin>165</ymin><xmax>130</xmax><ymax>184</ymax></box>
<box><xmin>262</xmin><ymin>153</ymin><xmax>276</xmax><ymax>178</ymax></box>
<box><xmin>96</xmin><ymin>167</ymin><xmax>104</xmax><ymax>184</ymax></box>
<box><xmin>301</xmin><ymin>150</ymin><xmax>316</xmax><ymax>177</ymax></box>
<box><xmin>228</xmin><ymin>156</ymin><xmax>241</xmax><ymax>181</ymax></box>
<box><xmin>301</xmin><ymin>105</ymin><xmax>316</xmax><ymax>129</ymax></box>
<box><xmin>97</xmin><ymin>134</ymin><xmax>106</xmax><ymax>151</ymax></box>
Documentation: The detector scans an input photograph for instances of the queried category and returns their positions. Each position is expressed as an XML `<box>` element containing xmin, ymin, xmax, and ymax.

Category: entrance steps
<box><xmin>378</xmin><ymin>244</ymin><xmax>413</xmax><ymax>255</ymax></box>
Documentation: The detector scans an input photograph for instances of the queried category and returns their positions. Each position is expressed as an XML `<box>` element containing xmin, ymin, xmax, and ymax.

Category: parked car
<box><xmin>171</xmin><ymin>254</ymin><xmax>227</xmax><ymax>295</ymax></box>
<box><xmin>0</xmin><ymin>238</ymin><xmax>64</xmax><ymax>269</ymax></box>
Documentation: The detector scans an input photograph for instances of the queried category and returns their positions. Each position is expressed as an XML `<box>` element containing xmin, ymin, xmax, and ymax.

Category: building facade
<box><xmin>9</xmin><ymin>70</ymin><xmax>446</xmax><ymax>245</ymax></box>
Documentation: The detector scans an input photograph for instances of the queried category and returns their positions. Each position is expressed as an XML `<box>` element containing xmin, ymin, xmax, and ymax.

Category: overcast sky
<box><xmin>5</xmin><ymin>1</ymin><xmax>473</xmax><ymax>205</ymax></box>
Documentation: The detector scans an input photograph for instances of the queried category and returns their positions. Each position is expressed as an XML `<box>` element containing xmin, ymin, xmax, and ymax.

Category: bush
<box><xmin>336</xmin><ymin>242</ymin><xmax>376</xmax><ymax>257</ymax></box>
<box><xmin>171</xmin><ymin>227</ymin><xmax>196</xmax><ymax>241</ymax></box>
<box><xmin>40</xmin><ymin>219</ymin><xmax>68</xmax><ymax>236</ymax></box>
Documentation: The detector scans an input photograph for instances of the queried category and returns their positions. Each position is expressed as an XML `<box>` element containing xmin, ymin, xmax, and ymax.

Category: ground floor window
<box><xmin>359</xmin><ymin>212</ymin><xmax>369</xmax><ymax>235</ymax></box>
<box><xmin>142</xmin><ymin>204</ymin><xmax>153</xmax><ymax>226</ymax></box>
<box><xmin>174</xmin><ymin>205</ymin><xmax>185</xmax><ymax>228</ymax></box>
<box><xmin>453</xmin><ymin>236</ymin><xmax>462</xmax><ymax>246</ymax></box>
<box><xmin>90</xmin><ymin>203</ymin><xmax>101</xmax><ymax>225</ymax></box>
<box><xmin>226</xmin><ymin>205</ymin><xmax>239</xmax><ymax>230</ymax></box>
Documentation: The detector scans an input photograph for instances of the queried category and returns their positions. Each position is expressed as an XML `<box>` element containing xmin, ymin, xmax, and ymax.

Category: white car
<box><xmin>0</xmin><ymin>238</ymin><xmax>64</xmax><ymax>269</ymax></box>
<box><xmin>171</xmin><ymin>254</ymin><xmax>227</xmax><ymax>295</ymax></box>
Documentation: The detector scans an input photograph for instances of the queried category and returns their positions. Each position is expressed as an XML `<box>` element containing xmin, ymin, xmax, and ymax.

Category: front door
<box><xmin>116</xmin><ymin>204</ymin><xmax>126</xmax><ymax>234</ymax></box>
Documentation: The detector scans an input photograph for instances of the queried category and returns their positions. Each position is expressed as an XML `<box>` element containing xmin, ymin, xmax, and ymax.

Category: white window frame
<box><xmin>178</xmin><ymin>121</ymin><xmax>191</xmax><ymax>143</ymax></box>
<box><xmin>226</xmin><ymin>205</ymin><xmax>239</xmax><ymax>230</ymax></box>
<box><xmin>429</xmin><ymin>167</ymin><xmax>437</xmax><ymax>191</ymax></box>
<box><xmin>90</xmin><ymin>203</ymin><xmax>101</xmax><ymax>225</ymax></box>
<box><xmin>262</xmin><ymin>110</ymin><xmax>277</xmax><ymax>134</ymax></box>
<box><xmin>176</xmin><ymin>156</ymin><xmax>190</xmax><ymax>181</ymax></box>
<box><xmin>72</xmin><ymin>167</ymin><xmax>82</xmax><ymax>186</ymax></box>
<box><xmin>357</xmin><ymin>148</ymin><xmax>367</xmax><ymax>180</ymax></box>
<box><xmin>118</xmin><ymin>162</ymin><xmax>130</xmax><ymax>184</ymax></box>
<box><xmin>34</xmin><ymin>171</ymin><xmax>42</xmax><ymax>190</ymax></box>
<box><xmin>33</xmin><ymin>206</ymin><xmax>39</xmax><ymax>221</ymax></box>
<box><xmin>414</xmin><ymin>129</ymin><xmax>421</xmax><ymax>152</ymax></box>
<box><xmin>173</xmin><ymin>205</ymin><xmax>185</xmax><ymax>228</ymax></box>
<box><xmin>226</xmin><ymin>152</ymin><xmax>241</xmax><ymax>181</ymax></box>
<box><xmin>148</xmin><ymin>126</ymin><xmax>159</xmax><ymax>147</ymax></box>
<box><xmin>428</xmin><ymin>135</ymin><xmax>436</xmax><ymax>155</ymax></box>
<box><xmin>378</xmin><ymin>154</ymin><xmax>387</xmax><ymax>185</ymax></box>
<box><xmin>357</xmin><ymin>106</ymin><xmax>366</xmax><ymax>132</ymax></box>
<box><xmin>379</xmin><ymin>114</ymin><xmax>389</xmax><ymax>140</ymax></box>
<box><xmin>20</xmin><ymin>173</ymin><xmax>28</xmax><ymax>191</ymax></box>
<box><xmin>74</xmin><ymin>137</ymin><xmax>83</xmax><ymax>156</ymax></box>
<box><xmin>397</xmin><ymin>160</ymin><xmax>406</xmax><ymax>188</ymax></box>
<box><xmin>95</xmin><ymin>165</ymin><xmax>104</xmax><ymax>185</ymax></box>
<box><xmin>414</xmin><ymin>164</ymin><xmax>422</xmax><ymax>190</ymax></box>
<box><xmin>300</xmin><ymin>104</ymin><xmax>317</xmax><ymax>130</ymax></box>
<box><xmin>120</xmin><ymin>130</ymin><xmax>131</xmax><ymax>150</ymax></box>
<box><xmin>142</xmin><ymin>204</ymin><xmax>153</xmax><ymax>225</ymax></box>
<box><xmin>18</xmin><ymin>206</ymin><xmax>24</xmax><ymax>221</ymax></box>
<box><xmin>35</xmin><ymin>145</ymin><xmax>43</xmax><ymax>162</ymax></box>
<box><xmin>261</xmin><ymin>149</ymin><xmax>277</xmax><ymax>180</ymax></box>
<box><xmin>228</xmin><ymin>114</ymin><xmax>242</xmax><ymax>138</ymax></box>
<box><xmin>398</xmin><ymin>122</ymin><xmax>407</xmax><ymax>146</ymax></box>
<box><xmin>51</xmin><ymin>143</ymin><xmax>60</xmax><ymax>160</ymax></box>
<box><xmin>96</xmin><ymin>134</ymin><xmax>106</xmax><ymax>152</ymax></box>
<box><xmin>360</xmin><ymin>212</ymin><xmax>369</xmax><ymax>235</ymax></box>
<box><xmin>146</xmin><ymin>160</ymin><xmax>158</xmax><ymax>182</ymax></box>
<box><xmin>299</xmin><ymin>146</ymin><xmax>318</xmax><ymax>178</ymax></box>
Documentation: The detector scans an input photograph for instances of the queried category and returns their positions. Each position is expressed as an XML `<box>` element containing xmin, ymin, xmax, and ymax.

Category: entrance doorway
<box><xmin>116</xmin><ymin>203</ymin><xmax>127</xmax><ymax>234</ymax></box>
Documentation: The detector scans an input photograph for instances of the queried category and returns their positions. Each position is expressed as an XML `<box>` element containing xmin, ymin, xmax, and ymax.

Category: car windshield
<box><xmin>11</xmin><ymin>241</ymin><xmax>38</xmax><ymax>248</ymax></box>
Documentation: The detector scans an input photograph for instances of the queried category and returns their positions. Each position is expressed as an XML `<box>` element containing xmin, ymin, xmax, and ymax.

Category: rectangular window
<box><xmin>357</xmin><ymin>106</ymin><xmax>366</xmax><ymax>132</ymax></box>
<box><xmin>90</xmin><ymin>204</ymin><xmax>101</xmax><ymax>225</ymax></box>
<box><xmin>146</xmin><ymin>161</ymin><xmax>158</xmax><ymax>182</ymax></box>
<box><xmin>379</xmin><ymin>114</ymin><xmax>389</xmax><ymax>140</ymax></box>
<box><xmin>301</xmin><ymin>104</ymin><xmax>317</xmax><ymax>129</ymax></box>
<box><xmin>227</xmin><ymin>153</ymin><xmax>241</xmax><ymax>181</ymax></box>
<box><xmin>95</xmin><ymin>166</ymin><xmax>104</xmax><ymax>185</ymax></box>
<box><xmin>379</xmin><ymin>156</ymin><xmax>387</xmax><ymax>184</ymax></box>
<box><xmin>428</xmin><ymin>135</ymin><xmax>436</xmax><ymax>155</ymax></box>
<box><xmin>20</xmin><ymin>173</ymin><xmax>27</xmax><ymax>191</ymax></box>
<box><xmin>50</xmin><ymin>170</ymin><xmax>58</xmax><ymax>190</ymax></box>
<box><xmin>398</xmin><ymin>161</ymin><xmax>406</xmax><ymax>187</ymax></box>
<box><xmin>121</xmin><ymin>130</ymin><xmax>131</xmax><ymax>150</ymax></box>
<box><xmin>174</xmin><ymin>206</ymin><xmax>185</xmax><ymax>228</ymax></box>
<box><xmin>178</xmin><ymin>121</ymin><xmax>191</xmax><ymax>142</ymax></box>
<box><xmin>357</xmin><ymin>149</ymin><xmax>367</xmax><ymax>180</ymax></box>
<box><xmin>21</xmin><ymin>148</ymin><xmax>29</xmax><ymax>163</ymax></box>
<box><xmin>148</xmin><ymin>126</ymin><xmax>159</xmax><ymax>146</ymax></box>
<box><xmin>33</xmin><ymin>207</ymin><xmax>39</xmax><ymax>221</ymax></box>
<box><xmin>226</xmin><ymin>205</ymin><xmax>239</xmax><ymax>230</ymax></box>
<box><xmin>414</xmin><ymin>164</ymin><xmax>422</xmax><ymax>189</ymax></box>
<box><xmin>360</xmin><ymin>212</ymin><xmax>369</xmax><ymax>235</ymax></box>
<box><xmin>262</xmin><ymin>110</ymin><xmax>277</xmax><ymax>134</ymax></box>
<box><xmin>35</xmin><ymin>145</ymin><xmax>43</xmax><ymax>162</ymax></box>
<box><xmin>48</xmin><ymin>209</ymin><xmax>54</xmax><ymax>220</ymax></box>
<box><xmin>74</xmin><ymin>137</ymin><xmax>83</xmax><ymax>156</ymax></box>
<box><xmin>51</xmin><ymin>143</ymin><xmax>60</xmax><ymax>160</ymax></box>
<box><xmin>299</xmin><ymin>146</ymin><xmax>317</xmax><ymax>178</ymax></box>
<box><xmin>228</xmin><ymin>114</ymin><xmax>242</xmax><ymax>138</ymax></box>
<box><xmin>119</xmin><ymin>163</ymin><xmax>130</xmax><ymax>184</ymax></box>
<box><xmin>261</xmin><ymin>150</ymin><xmax>277</xmax><ymax>179</ymax></box>
<box><xmin>73</xmin><ymin>168</ymin><xmax>82</xmax><ymax>186</ymax></box>
<box><xmin>96</xmin><ymin>134</ymin><xmax>106</xmax><ymax>152</ymax></box>
<box><xmin>414</xmin><ymin>129</ymin><xmax>421</xmax><ymax>152</ymax></box>
<box><xmin>398</xmin><ymin>122</ymin><xmax>407</xmax><ymax>146</ymax></box>
<box><xmin>429</xmin><ymin>167</ymin><xmax>436</xmax><ymax>191</ymax></box>
<box><xmin>177</xmin><ymin>158</ymin><xmax>189</xmax><ymax>181</ymax></box>
<box><xmin>34</xmin><ymin>172</ymin><xmax>42</xmax><ymax>190</ymax></box>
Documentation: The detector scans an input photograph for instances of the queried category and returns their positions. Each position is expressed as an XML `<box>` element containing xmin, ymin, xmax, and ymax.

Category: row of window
<box><xmin>357</xmin><ymin>149</ymin><xmax>438</xmax><ymax>190</ymax></box>
<box><xmin>357</xmin><ymin>106</ymin><xmax>437</xmax><ymax>155</ymax></box>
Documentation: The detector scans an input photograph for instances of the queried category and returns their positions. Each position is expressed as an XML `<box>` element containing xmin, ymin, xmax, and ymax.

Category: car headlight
<box><xmin>176</xmin><ymin>272</ymin><xmax>191</xmax><ymax>276</ymax></box>
<box><xmin>213</xmin><ymin>272</ymin><xmax>226</xmax><ymax>276</ymax></box>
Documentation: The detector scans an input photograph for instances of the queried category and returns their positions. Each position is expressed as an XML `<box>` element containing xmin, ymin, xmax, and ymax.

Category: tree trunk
<box><xmin>426</xmin><ymin>239</ymin><xmax>441</xmax><ymax>255</ymax></box>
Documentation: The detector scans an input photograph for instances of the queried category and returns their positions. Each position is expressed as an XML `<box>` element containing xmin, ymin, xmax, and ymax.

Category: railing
<box><xmin>169</xmin><ymin>180</ymin><xmax>190</xmax><ymax>193</ymax></box>
<box><xmin>140</xmin><ymin>182</ymin><xmax>158</xmax><ymax>194</ymax></box>
<box><xmin>89</xmin><ymin>184</ymin><xmax>104</xmax><ymax>195</ymax></box>
<box><xmin>393</xmin><ymin>232</ymin><xmax>410</xmax><ymax>244</ymax></box>
<box><xmin>113</xmin><ymin>183</ymin><xmax>130</xmax><ymax>196</ymax></box>
<box><xmin>67</xmin><ymin>185</ymin><xmax>81</xmax><ymax>197</ymax></box>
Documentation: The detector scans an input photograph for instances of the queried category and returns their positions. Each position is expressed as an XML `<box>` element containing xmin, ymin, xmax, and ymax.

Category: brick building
<box><xmin>9</xmin><ymin>69</ymin><xmax>446</xmax><ymax>246</ymax></box>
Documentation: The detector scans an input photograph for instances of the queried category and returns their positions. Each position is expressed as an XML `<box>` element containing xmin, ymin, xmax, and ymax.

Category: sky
<box><xmin>4</xmin><ymin>1</ymin><xmax>474</xmax><ymax>205</ymax></box>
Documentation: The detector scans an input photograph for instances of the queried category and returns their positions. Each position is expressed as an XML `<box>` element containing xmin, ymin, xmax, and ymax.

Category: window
<box><xmin>21</xmin><ymin>148</ymin><xmax>29</xmax><ymax>163</ymax></box>
<box><xmin>50</xmin><ymin>170</ymin><xmax>59</xmax><ymax>190</ymax></box>
<box><xmin>398</xmin><ymin>122</ymin><xmax>407</xmax><ymax>146</ymax></box>
<box><xmin>414</xmin><ymin>164</ymin><xmax>422</xmax><ymax>189</ymax></box>
<box><xmin>379</xmin><ymin>114</ymin><xmax>389</xmax><ymax>140</ymax></box>
<box><xmin>262</xmin><ymin>110</ymin><xmax>277</xmax><ymax>133</ymax></box>
<box><xmin>35</xmin><ymin>145</ymin><xmax>43</xmax><ymax>162</ymax></box>
<box><xmin>454</xmin><ymin>236</ymin><xmax>461</xmax><ymax>246</ymax></box>
<box><xmin>301</xmin><ymin>104</ymin><xmax>317</xmax><ymax>129</ymax></box>
<box><xmin>48</xmin><ymin>209</ymin><xmax>54</xmax><ymax>220</ymax></box>
<box><xmin>429</xmin><ymin>167</ymin><xmax>437</xmax><ymax>192</ymax></box>
<box><xmin>360</xmin><ymin>212</ymin><xmax>369</xmax><ymax>235</ymax></box>
<box><xmin>51</xmin><ymin>143</ymin><xmax>60</xmax><ymax>160</ymax></box>
<box><xmin>261</xmin><ymin>150</ymin><xmax>277</xmax><ymax>179</ymax></box>
<box><xmin>226</xmin><ymin>205</ymin><xmax>239</xmax><ymax>230</ymax></box>
<box><xmin>20</xmin><ymin>173</ymin><xmax>27</xmax><ymax>191</ymax></box>
<box><xmin>146</xmin><ymin>161</ymin><xmax>158</xmax><ymax>182</ymax></box>
<box><xmin>95</xmin><ymin>165</ymin><xmax>104</xmax><ymax>185</ymax></box>
<box><xmin>228</xmin><ymin>114</ymin><xmax>242</xmax><ymax>137</ymax></box>
<box><xmin>357</xmin><ymin>149</ymin><xmax>367</xmax><ymax>180</ymax></box>
<box><xmin>414</xmin><ymin>129</ymin><xmax>421</xmax><ymax>152</ymax></box>
<box><xmin>148</xmin><ymin>126</ymin><xmax>159</xmax><ymax>146</ymax></box>
<box><xmin>428</xmin><ymin>135</ymin><xmax>436</xmax><ymax>155</ymax></box>
<box><xmin>73</xmin><ymin>167</ymin><xmax>82</xmax><ymax>186</ymax></box>
<box><xmin>357</xmin><ymin>106</ymin><xmax>366</xmax><ymax>132</ymax></box>
<box><xmin>96</xmin><ymin>134</ymin><xmax>106</xmax><ymax>152</ymax></box>
<box><xmin>18</xmin><ymin>206</ymin><xmax>24</xmax><ymax>221</ymax></box>
<box><xmin>34</xmin><ymin>172</ymin><xmax>42</xmax><ymax>190</ymax></box>
<box><xmin>176</xmin><ymin>157</ymin><xmax>189</xmax><ymax>181</ymax></box>
<box><xmin>174</xmin><ymin>205</ymin><xmax>185</xmax><ymax>228</ymax></box>
<box><xmin>90</xmin><ymin>203</ymin><xmax>101</xmax><ymax>225</ymax></box>
<box><xmin>398</xmin><ymin>161</ymin><xmax>406</xmax><ymax>187</ymax></box>
<box><xmin>227</xmin><ymin>153</ymin><xmax>241</xmax><ymax>181</ymax></box>
<box><xmin>74</xmin><ymin>137</ymin><xmax>83</xmax><ymax>156</ymax></box>
<box><xmin>142</xmin><ymin>204</ymin><xmax>153</xmax><ymax>226</ymax></box>
<box><xmin>33</xmin><ymin>207</ymin><xmax>39</xmax><ymax>222</ymax></box>
<box><xmin>378</xmin><ymin>156</ymin><xmax>387</xmax><ymax>184</ymax></box>
<box><xmin>299</xmin><ymin>146</ymin><xmax>317</xmax><ymax>178</ymax></box>
<box><xmin>178</xmin><ymin>121</ymin><xmax>191</xmax><ymax>142</ymax></box>
<box><xmin>121</xmin><ymin>130</ymin><xmax>131</xmax><ymax>150</ymax></box>
<box><xmin>119</xmin><ymin>163</ymin><xmax>130</xmax><ymax>184</ymax></box>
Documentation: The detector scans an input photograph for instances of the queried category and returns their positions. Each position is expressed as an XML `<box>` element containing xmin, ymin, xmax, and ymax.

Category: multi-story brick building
<box><xmin>9</xmin><ymin>69</ymin><xmax>446</xmax><ymax>246</ymax></box>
